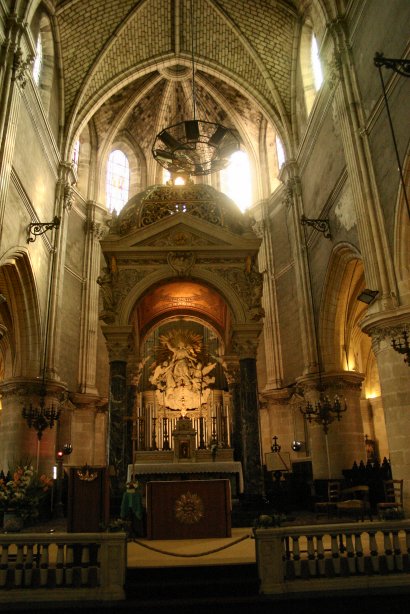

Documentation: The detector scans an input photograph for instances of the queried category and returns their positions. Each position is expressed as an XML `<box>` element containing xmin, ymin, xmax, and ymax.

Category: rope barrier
<box><xmin>129</xmin><ymin>533</ymin><xmax>251</xmax><ymax>558</ymax></box>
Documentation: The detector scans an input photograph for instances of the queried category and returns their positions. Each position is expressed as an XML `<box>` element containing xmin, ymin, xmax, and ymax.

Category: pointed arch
<box><xmin>0</xmin><ymin>250</ymin><xmax>41</xmax><ymax>378</ymax></box>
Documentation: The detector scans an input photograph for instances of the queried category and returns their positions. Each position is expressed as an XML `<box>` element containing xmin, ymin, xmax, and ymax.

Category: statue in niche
<box><xmin>149</xmin><ymin>328</ymin><xmax>216</xmax><ymax>414</ymax></box>
<box><xmin>97</xmin><ymin>267</ymin><xmax>115</xmax><ymax>320</ymax></box>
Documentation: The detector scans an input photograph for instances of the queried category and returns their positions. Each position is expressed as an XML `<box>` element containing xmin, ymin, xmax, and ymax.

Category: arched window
<box><xmin>275</xmin><ymin>136</ymin><xmax>285</xmax><ymax>170</ymax></box>
<box><xmin>220</xmin><ymin>150</ymin><xmax>251</xmax><ymax>212</ymax></box>
<box><xmin>106</xmin><ymin>150</ymin><xmax>130</xmax><ymax>213</ymax></box>
<box><xmin>32</xmin><ymin>33</ymin><xmax>43</xmax><ymax>85</ymax></box>
<box><xmin>300</xmin><ymin>25</ymin><xmax>324</xmax><ymax>115</ymax></box>
<box><xmin>72</xmin><ymin>140</ymin><xmax>80</xmax><ymax>174</ymax></box>
<box><xmin>311</xmin><ymin>34</ymin><xmax>323</xmax><ymax>91</ymax></box>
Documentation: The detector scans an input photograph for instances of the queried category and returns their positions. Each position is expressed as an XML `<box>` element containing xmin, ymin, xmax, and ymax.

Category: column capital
<box><xmin>230</xmin><ymin>325</ymin><xmax>262</xmax><ymax>359</ymax></box>
<box><xmin>297</xmin><ymin>370</ymin><xmax>364</xmax><ymax>394</ymax></box>
<box><xmin>220</xmin><ymin>356</ymin><xmax>240</xmax><ymax>385</ymax></box>
<box><xmin>101</xmin><ymin>326</ymin><xmax>132</xmax><ymax>362</ymax></box>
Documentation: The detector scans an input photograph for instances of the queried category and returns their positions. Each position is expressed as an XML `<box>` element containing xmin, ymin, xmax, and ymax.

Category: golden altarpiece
<box><xmin>98</xmin><ymin>183</ymin><xmax>265</xmax><ymax>498</ymax></box>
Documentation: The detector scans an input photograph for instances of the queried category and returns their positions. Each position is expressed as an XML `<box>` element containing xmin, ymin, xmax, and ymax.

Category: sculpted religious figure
<box><xmin>149</xmin><ymin>328</ymin><xmax>215</xmax><ymax>413</ymax></box>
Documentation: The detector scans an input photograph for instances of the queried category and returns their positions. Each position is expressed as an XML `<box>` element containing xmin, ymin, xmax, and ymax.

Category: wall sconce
<box><xmin>357</xmin><ymin>289</ymin><xmax>379</xmax><ymax>304</ymax></box>
<box><xmin>391</xmin><ymin>329</ymin><xmax>410</xmax><ymax>366</ymax></box>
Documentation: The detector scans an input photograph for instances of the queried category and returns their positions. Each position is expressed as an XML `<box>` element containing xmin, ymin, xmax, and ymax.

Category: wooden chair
<box><xmin>377</xmin><ymin>479</ymin><xmax>404</xmax><ymax>519</ymax></box>
<box><xmin>315</xmin><ymin>480</ymin><xmax>341</xmax><ymax>517</ymax></box>
<box><xmin>336</xmin><ymin>485</ymin><xmax>372</xmax><ymax>521</ymax></box>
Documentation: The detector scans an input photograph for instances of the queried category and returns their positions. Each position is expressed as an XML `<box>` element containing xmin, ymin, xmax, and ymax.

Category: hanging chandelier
<box><xmin>152</xmin><ymin>1</ymin><xmax>241</xmax><ymax>177</ymax></box>
<box><xmin>300</xmin><ymin>390</ymin><xmax>347</xmax><ymax>434</ymax></box>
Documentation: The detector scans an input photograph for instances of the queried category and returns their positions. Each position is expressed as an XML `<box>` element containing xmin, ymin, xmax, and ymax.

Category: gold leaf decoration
<box><xmin>174</xmin><ymin>491</ymin><xmax>204</xmax><ymax>524</ymax></box>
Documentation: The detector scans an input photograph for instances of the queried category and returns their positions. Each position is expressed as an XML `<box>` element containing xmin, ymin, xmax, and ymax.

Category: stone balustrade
<box><xmin>0</xmin><ymin>532</ymin><xmax>126</xmax><ymax>603</ymax></box>
<box><xmin>254</xmin><ymin>520</ymin><xmax>410</xmax><ymax>595</ymax></box>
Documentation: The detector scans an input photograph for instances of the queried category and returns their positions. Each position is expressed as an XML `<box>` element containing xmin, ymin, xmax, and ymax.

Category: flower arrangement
<box><xmin>0</xmin><ymin>465</ymin><xmax>53</xmax><ymax>521</ymax></box>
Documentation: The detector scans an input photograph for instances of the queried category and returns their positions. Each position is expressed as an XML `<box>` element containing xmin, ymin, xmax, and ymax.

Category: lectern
<box><xmin>67</xmin><ymin>466</ymin><xmax>109</xmax><ymax>532</ymax></box>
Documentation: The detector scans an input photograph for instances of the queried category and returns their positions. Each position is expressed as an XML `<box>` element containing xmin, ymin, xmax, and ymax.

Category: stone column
<box><xmin>363</xmin><ymin>317</ymin><xmax>410</xmax><ymax>513</ymax></box>
<box><xmin>298</xmin><ymin>372</ymin><xmax>365</xmax><ymax>480</ymax></box>
<box><xmin>232</xmin><ymin>332</ymin><xmax>265</xmax><ymax>498</ymax></box>
<box><xmin>0</xmin><ymin>378</ymin><xmax>65</xmax><ymax>475</ymax></box>
<box><xmin>253</xmin><ymin>207</ymin><xmax>284</xmax><ymax>390</ymax></box>
<box><xmin>222</xmin><ymin>359</ymin><xmax>242</xmax><ymax>462</ymax></box>
<box><xmin>281</xmin><ymin>164</ymin><xmax>318</xmax><ymax>374</ymax></box>
<box><xmin>103</xmin><ymin>327</ymin><xmax>132</xmax><ymax>489</ymax></box>
<box><xmin>0</xmin><ymin>14</ymin><xmax>32</xmax><ymax>244</ymax></box>
<box><xmin>77</xmin><ymin>201</ymin><xmax>108</xmax><ymax>396</ymax></box>
<box><xmin>327</xmin><ymin>20</ymin><xmax>397</xmax><ymax>308</ymax></box>
<box><xmin>45</xmin><ymin>163</ymin><xmax>76</xmax><ymax>381</ymax></box>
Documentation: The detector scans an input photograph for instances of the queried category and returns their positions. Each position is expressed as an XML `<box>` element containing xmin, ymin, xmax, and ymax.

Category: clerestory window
<box><xmin>220</xmin><ymin>150</ymin><xmax>251</xmax><ymax>212</ymax></box>
<box><xmin>106</xmin><ymin>150</ymin><xmax>130</xmax><ymax>213</ymax></box>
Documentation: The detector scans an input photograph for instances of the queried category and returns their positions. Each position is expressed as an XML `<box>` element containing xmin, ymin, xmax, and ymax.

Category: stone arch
<box><xmin>118</xmin><ymin>267</ymin><xmax>247</xmax><ymax>335</ymax></box>
<box><xmin>0</xmin><ymin>249</ymin><xmax>41</xmax><ymax>379</ymax></box>
<box><xmin>394</xmin><ymin>149</ymin><xmax>410</xmax><ymax>305</ymax></box>
<box><xmin>319</xmin><ymin>242</ymin><xmax>368</xmax><ymax>373</ymax></box>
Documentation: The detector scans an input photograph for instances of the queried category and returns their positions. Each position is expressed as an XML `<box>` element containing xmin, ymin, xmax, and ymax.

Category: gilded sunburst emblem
<box><xmin>174</xmin><ymin>491</ymin><xmax>204</xmax><ymax>524</ymax></box>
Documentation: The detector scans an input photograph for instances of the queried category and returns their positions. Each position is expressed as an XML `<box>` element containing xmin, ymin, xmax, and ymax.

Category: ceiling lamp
<box><xmin>152</xmin><ymin>2</ymin><xmax>241</xmax><ymax>176</ymax></box>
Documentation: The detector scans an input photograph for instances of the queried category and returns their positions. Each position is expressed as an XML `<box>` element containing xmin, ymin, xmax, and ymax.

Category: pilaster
<box><xmin>253</xmin><ymin>205</ymin><xmax>284</xmax><ymax>390</ymax></box>
<box><xmin>77</xmin><ymin>200</ymin><xmax>109</xmax><ymax>396</ymax></box>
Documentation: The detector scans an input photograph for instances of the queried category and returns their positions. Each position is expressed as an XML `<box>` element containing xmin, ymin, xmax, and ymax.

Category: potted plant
<box><xmin>0</xmin><ymin>465</ymin><xmax>53</xmax><ymax>531</ymax></box>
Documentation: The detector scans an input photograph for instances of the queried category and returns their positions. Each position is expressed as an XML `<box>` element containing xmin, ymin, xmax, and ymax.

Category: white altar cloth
<box><xmin>127</xmin><ymin>461</ymin><xmax>244</xmax><ymax>493</ymax></box>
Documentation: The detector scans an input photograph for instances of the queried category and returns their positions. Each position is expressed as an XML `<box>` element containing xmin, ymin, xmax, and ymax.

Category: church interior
<box><xmin>0</xmin><ymin>0</ymin><xmax>410</xmax><ymax>608</ymax></box>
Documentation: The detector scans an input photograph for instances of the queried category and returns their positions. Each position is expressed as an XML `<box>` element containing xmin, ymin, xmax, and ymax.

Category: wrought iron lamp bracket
<box><xmin>300</xmin><ymin>215</ymin><xmax>331</xmax><ymax>239</ymax></box>
<box><xmin>27</xmin><ymin>216</ymin><xmax>60</xmax><ymax>243</ymax></box>
<box><xmin>374</xmin><ymin>53</ymin><xmax>410</xmax><ymax>78</ymax></box>
<box><xmin>391</xmin><ymin>329</ymin><xmax>410</xmax><ymax>366</ymax></box>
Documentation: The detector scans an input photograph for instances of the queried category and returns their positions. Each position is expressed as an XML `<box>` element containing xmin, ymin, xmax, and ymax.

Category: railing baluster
<box><xmin>307</xmin><ymin>535</ymin><xmax>316</xmax><ymax>577</ymax></box>
<box><xmin>292</xmin><ymin>536</ymin><xmax>301</xmax><ymax>577</ymax></box>
<box><xmin>383</xmin><ymin>530</ymin><xmax>394</xmax><ymax>572</ymax></box>
<box><xmin>24</xmin><ymin>544</ymin><xmax>33</xmax><ymax>587</ymax></box>
<box><xmin>354</xmin><ymin>533</ymin><xmax>364</xmax><ymax>574</ymax></box>
<box><xmin>316</xmin><ymin>535</ymin><xmax>325</xmax><ymax>576</ymax></box>
<box><xmin>345</xmin><ymin>533</ymin><xmax>355</xmax><ymax>574</ymax></box>
<box><xmin>56</xmin><ymin>544</ymin><xmax>65</xmax><ymax>586</ymax></box>
<box><xmin>392</xmin><ymin>530</ymin><xmax>403</xmax><ymax>571</ymax></box>
<box><xmin>81</xmin><ymin>544</ymin><xmax>90</xmax><ymax>585</ymax></box>
<box><xmin>0</xmin><ymin>544</ymin><xmax>8</xmax><ymax>587</ymax></box>
<box><xmin>369</xmin><ymin>531</ymin><xmax>379</xmax><ymax>573</ymax></box>
<box><xmin>331</xmin><ymin>534</ymin><xmax>340</xmax><ymax>575</ymax></box>
<box><xmin>15</xmin><ymin>544</ymin><xmax>24</xmax><ymax>587</ymax></box>
<box><xmin>65</xmin><ymin>544</ymin><xmax>74</xmax><ymax>586</ymax></box>
<box><xmin>39</xmin><ymin>544</ymin><xmax>49</xmax><ymax>586</ymax></box>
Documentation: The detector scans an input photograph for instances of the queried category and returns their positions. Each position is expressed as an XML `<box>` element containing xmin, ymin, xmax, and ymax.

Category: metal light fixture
<box><xmin>391</xmin><ymin>329</ymin><xmax>410</xmax><ymax>366</ymax></box>
<box><xmin>152</xmin><ymin>1</ymin><xmax>241</xmax><ymax>176</ymax></box>
<box><xmin>23</xmin><ymin>214</ymin><xmax>61</xmax><ymax>470</ymax></box>
<box><xmin>357</xmin><ymin>289</ymin><xmax>379</xmax><ymax>304</ymax></box>
<box><xmin>300</xmin><ymin>389</ymin><xmax>347</xmax><ymax>434</ymax></box>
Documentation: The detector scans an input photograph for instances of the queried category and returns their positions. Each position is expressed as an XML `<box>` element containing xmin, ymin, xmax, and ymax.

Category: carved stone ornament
<box><xmin>141</xmin><ymin>229</ymin><xmax>218</xmax><ymax>248</ymax></box>
<box><xmin>214</xmin><ymin>265</ymin><xmax>264</xmax><ymax>321</ymax></box>
<box><xmin>111</xmin><ymin>184</ymin><xmax>252</xmax><ymax>236</ymax></box>
<box><xmin>63</xmin><ymin>183</ymin><xmax>74</xmax><ymax>211</ymax></box>
<box><xmin>282</xmin><ymin>184</ymin><xmax>294</xmax><ymax>209</ymax></box>
<box><xmin>232</xmin><ymin>337</ymin><xmax>259</xmax><ymax>360</ymax></box>
<box><xmin>370</xmin><ymin>323</ymin><xmax>410</xmax><ymax>354</ymax></box>
<box><xmin>86</xmin><ymin>220</ymin><xmax>107</xmax><ymax>240</ymax></box>
<box><xmin>326</xmin><ymin>51</ymin><xmax>343</xmax><ymax>90</ymax></box>
<box><xmin>167</xmin><ymin>251</ymin><xmax>196</xmax><ymax>277</ymax></box>
<box><xmin>221</xmin><ymin>362</ymin><xmax>240</xmax><ymax>386</ymax></box>
<box><xmin>252</xmin><ymin>220</ymin><xmax>266</xmax><ymax>239</ymax></box>
<box><xmin>13</xmin><ymin>48</ymin><xmax>34</xmax><ymax>88</ymax></box>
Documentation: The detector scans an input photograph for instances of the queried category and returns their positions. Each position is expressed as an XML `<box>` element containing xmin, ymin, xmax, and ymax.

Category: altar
<box><xmin>146</xmin><ymin>479</ymin><xmax>232</xmax><ymax>539</ymax></box>
<box><xmin>127</xmin><ymin>460</ymin><xmax>244</xmax><ymax>496</ymax></box>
